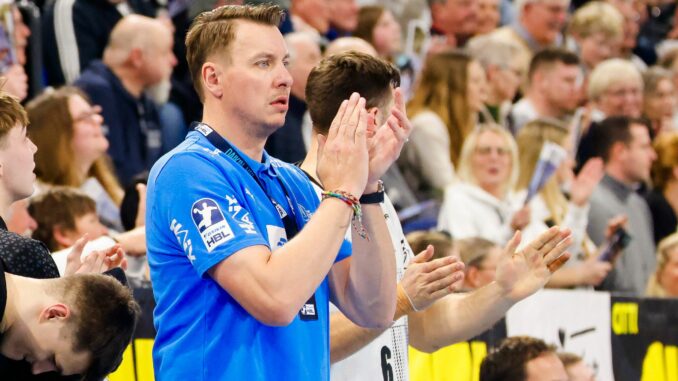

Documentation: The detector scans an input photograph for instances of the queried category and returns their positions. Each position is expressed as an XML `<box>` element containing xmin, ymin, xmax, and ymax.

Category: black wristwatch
<box><xmin>360</xmin><ymin>180</ymin><xmax>385</xmax><ymax>204</ymax></box>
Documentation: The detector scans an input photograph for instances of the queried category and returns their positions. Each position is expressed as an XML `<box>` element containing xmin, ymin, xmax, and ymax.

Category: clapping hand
<box><xmin>366</xmin><ymin>87</ymin><xmax>413</xmax><ymax>189</ymax></box>
<box><xmin>65</xmin><ymin>235</ymin><xmax>128</xmax><ymax>276</ymax></box>
<box><xmin>495</xmin><ymin>227</ymin><xmax>572</xmax><ymax>302</ymax></box>
<box><xmin>317</xmin><ymin>92</ymin><xmax>370</xmax><ymax>198</ymax></box>
<box><xmin>399</xmin><ymin>245</ymin><xmax>465</xmax><ymax>311</ymax></box>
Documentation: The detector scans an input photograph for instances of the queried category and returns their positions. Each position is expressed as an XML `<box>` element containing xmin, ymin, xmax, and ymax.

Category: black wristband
<box><xmin>359</xmin><ymin>191</ymin><xmax>384</xmax><ymax>204</ymax></box>
<box><xmin>360</xmin><ymin>181</ymin><xmax>385</xmax><ymax>204</ymax></box>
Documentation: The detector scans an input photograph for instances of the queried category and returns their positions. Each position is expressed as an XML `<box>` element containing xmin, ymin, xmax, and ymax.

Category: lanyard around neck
<box><xmin>193</xmin><ymin>123</ymin><xmax>300</xmax><ymax>239</ymax></box>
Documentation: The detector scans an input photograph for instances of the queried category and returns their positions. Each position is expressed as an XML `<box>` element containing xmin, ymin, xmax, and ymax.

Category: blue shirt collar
<box><xmin>194</xmin><ymin>129</ymin><xmax>275</xmax><ymax>177</ymax></box>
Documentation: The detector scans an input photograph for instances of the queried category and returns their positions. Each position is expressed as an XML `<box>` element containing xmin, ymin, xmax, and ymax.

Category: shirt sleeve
<box><xmin>438</xmin><ymin>187</ymin><xmax>476</xmax><ymax>239</ymax></box>
<box><xmin>409</xmin><ymin>114</ymin><xmax>456</xmax><ymax>190</ymax></box>
<box><xmin>151</xmin><ymin>152</ymin><xmax>269</xmax><ymax>278</ymax></box>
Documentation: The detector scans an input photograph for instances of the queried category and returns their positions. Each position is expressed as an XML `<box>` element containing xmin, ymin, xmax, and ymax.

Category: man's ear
<box><xmin>202</xmin><ymin>62</ymin><xmax>223</xmax><ymax>99</ymax></box>
<box><xmin>532</xmin><ymin>70</ymin><xmax>545</xmax><ymax>90</ymax></box>
<box><xmin>466</xmin><ymin>267</ymin><xmax>480</xmax><ymax>289</ymax></box>
<box><xmin>128</xmin><ymin>47</ymin><xmax>144</xmax><ymax>68</ymax></box>
<box><xmin>40</xmin><ymin>304</ymin><xmax>70</xmax><ymax>322</ymax></box>
<box><xmin>522</xmin><ymin>2</ymin><xmax>535</xmax><ymax>17</ymax></box>
<box><xmin>53</xmin><ymin>225</ymin><xmax>78</xmax><ymax>249</ymax></box>
<box><xmin>366</xmin><ymin>107</ymin><xmax>379</xmax><ymax>131</ymax></box>
<box><xmin>610</xmin><ymin>141</ymin><xmax>627</xmax><ymax>162</ymax></box>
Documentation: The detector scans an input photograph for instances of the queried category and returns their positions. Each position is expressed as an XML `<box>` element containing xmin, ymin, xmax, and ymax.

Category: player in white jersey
<box><xmin>301</xmin><ymin>51</ymin><xmax>573</xmax><ymax>381</ymax></box>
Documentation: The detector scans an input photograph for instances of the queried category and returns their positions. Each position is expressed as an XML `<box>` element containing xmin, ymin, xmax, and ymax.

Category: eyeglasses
<box><xmin>605</xmin><ymin>87</ymin><xmax>642</xmax><ymax>98</ymax></box>
<box><xmin>72</xmin><ymin>105</ymin><xmax>102</xmax><ymax>124</ymax></box>
<box><xmin>475</xmin><ymin>146</ymin><xmax>510</xmax><ymax>156</ymax></box>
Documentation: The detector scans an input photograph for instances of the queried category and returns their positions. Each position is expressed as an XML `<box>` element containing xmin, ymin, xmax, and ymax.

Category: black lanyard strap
<box><xmin>194</xmin><ymin>123</ymin><xmax>318</xmax><ymax>321</ymax></box>
<box><xmin>193</xmin><ymin>123</ymin><xmax>300</xmax><ymax>238</ymax></box>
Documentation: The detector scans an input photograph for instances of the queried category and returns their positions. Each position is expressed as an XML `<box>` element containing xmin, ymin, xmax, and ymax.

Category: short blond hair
<box><xmin>587</xmin><ymin>58</ymin><xmax>642</xmax><ymax>100</ymax></box>
<box><xmin>186</xmin><ymin>4</ymin><xmax>284</xmax><ymax>101</ymax></box>
<box><xmin>466</xmin><ymin>34</ymin><xmax>522</xmax><ymax>69</ymax></box>
<box><xmin>569</xmin><ymin>1</ymin><xmax>623</xmax><ymax>40</ymax></box>
<box><xmin>457</xmin><ymin>124</ymin><xmax>519</xmax><ymax>194</ymax></box>
<box><xmin>647</xmin><ymin>232</ymin><xmax>678</xmax><ymax>297</ymax></box>
<box><xmin>515</xmin><ymin>0</ymin><xmax>571</xmax><ymax>16</ymax></box>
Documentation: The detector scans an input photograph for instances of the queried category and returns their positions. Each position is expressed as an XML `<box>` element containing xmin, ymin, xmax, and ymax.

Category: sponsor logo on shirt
<box><xmin>245</xmin><ymin>188</ymin><xmax>255</xmax><ymax>200</ymax></box>
<box><xmin>298</xmin><ymin>203</ymin><xmax>313</xmax><ymax>222</ymax></box>
<box><xmin>170</xmin><ymin>219</ymin><xmax>196</xmax><ymax>262</ymax></box>
<box><xmin>202</xmin><ymin>147</ymin><xmax>221</xmax><ymax>156</ymax></box>
<box><xmin>266</xmin><ymin>225</ymin><xmax>288</xmax><ymax>251</ymax></box>
<box><xmin>191</xmin><ymin>198</ymin><xmax>234</xmax><ymax>252</ymax></box>
<box><xmin>225</xmin><ymin>195</ymin><xmax>257</xmax><ymax>234</ymax></box>
<box><xmin>299</xmin><ymin>293</ymin><xmax>318</xmax><ymax>321</ymax></box>
<box><xmin>194</xmin><ymin>123</ymin><xmax>213</xmax><ymax>136</ymax></box>
<box><xmin>300</xmin><ymin>303</ymin><xmax>315</xmax><ymax>316</ymax></box>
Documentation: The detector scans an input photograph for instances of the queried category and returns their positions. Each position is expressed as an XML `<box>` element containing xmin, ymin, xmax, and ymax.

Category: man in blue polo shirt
<box><xmin>146</xmin><ymin>4</ymin><xmax>403</xmax><ymax>380</ymax></box>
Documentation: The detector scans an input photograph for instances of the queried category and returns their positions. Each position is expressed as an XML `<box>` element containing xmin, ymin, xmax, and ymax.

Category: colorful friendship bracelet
<box><xmin>321</xmin><ymin>190</ymin><xmax>370</xmax><ymax>240</ymax></box>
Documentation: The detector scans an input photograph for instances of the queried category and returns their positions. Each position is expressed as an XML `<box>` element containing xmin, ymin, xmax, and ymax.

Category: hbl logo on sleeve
<box><xmin>191</xmin><ymin>198</ymin><xmax>234</xmax><ymax>252</ymax></box>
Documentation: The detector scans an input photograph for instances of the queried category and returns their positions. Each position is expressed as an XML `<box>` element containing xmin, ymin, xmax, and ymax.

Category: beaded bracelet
<box><xmin>321</xmin><ymin>190</ymin><xmax>370</xmax><ymax>240</ymax></box>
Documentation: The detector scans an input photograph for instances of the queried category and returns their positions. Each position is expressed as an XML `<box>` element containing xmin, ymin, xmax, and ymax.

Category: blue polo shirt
<box><xmin>146</xmin><ymin>130</ymin><xmax>351</xmax><ymax>380</ymax></box>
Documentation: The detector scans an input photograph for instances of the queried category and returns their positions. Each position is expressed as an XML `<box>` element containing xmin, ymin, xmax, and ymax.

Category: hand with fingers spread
<box><xmin>399</xmin><ymin>245</ymin><xmax>465</xmax><ymax>312</ymax></box>
<box><xmin>570</xmin><ymin>158</ymin><xmax>605</xmax><ymax>206</ymax></box>
<box><xmin>366</xmin><ymin>87</ymin><xmax>413</xmax><ymax>189</ymax></box>
<box><xmin>495</xmin><ymin>227</ymin><xmax>572</xmax><ymax>301</ymax></box>
<box><xmin>316</xmin><ymin>92</ymin><xmax>370</xmax><ymax>197</ymax></box>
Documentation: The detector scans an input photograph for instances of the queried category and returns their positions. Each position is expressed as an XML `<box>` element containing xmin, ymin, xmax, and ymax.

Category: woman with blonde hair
<box><xmin>567</xmin><ymin>1</ymin><xmax>624</xmax><ymax>72</ymax></box>
<box><xmin>516</xmin><ymin>119</ymin><xmax>613</xmax><ymax>287</ymax></box>
<box><xmin>399</xmin><ymin>51</ymin><xmax>488</xmax><ymax>202</ymax></box>
<box><xmin>438</xmin><ymin>124</ymin><xmax>529</xmax><ymax>245</ymax></box>
<box><xmin>26</xmin><ymin>86</ymin><xmax>125</xmax><ymax>231</ymax></box>
<box><xmin>646</xmin><ymin>232</ymin><xmax>678</xmax><ymax>297</ymax></box>
<box><xmin>646</xmin><ymin>131</ymin><xmax>678</xmax><ymax>244</ymax></box>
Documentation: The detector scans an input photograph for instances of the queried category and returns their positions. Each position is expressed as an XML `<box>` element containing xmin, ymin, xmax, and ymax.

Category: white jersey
<box><xmin>311</xmin><ymin>182</ymin><xmax>414</xmax><ymax>381</ymax></box>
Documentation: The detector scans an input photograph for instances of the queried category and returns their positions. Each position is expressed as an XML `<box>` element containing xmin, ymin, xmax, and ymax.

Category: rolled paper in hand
<box><xmin>524</xmin><ymin>141</ymin><xmax>568</xmax><ymax>205</ymax></box>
